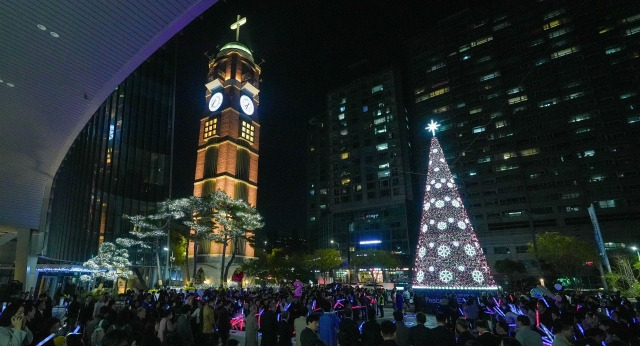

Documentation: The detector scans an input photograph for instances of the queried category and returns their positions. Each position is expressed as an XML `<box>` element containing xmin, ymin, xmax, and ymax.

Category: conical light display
<box><xmin>413</xmin><ymin>134</ymin><xmax>497</xmax><ymax>290</ymax></box>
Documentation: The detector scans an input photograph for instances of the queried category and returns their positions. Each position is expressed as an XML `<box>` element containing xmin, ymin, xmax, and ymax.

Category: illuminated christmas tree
<box><xmin>413</xmin><ymin>121</ymin><xmax>497</xmax><ymax>291</ymax></box>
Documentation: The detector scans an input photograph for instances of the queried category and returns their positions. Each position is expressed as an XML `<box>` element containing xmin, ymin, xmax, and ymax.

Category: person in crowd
<box><xmin>318</xmin><ymin>301</ymin><xmax>338</xmax><ymax>346</ymax></box>
<box><xmin>407</xmin><ymin>312</ymin><xmax>429</xmax><ymax>346</ymax></box>
<box><xmin>157</xmin><ymin>308</ymin><xmax>175</xmax><ymax>343</ymax></box>
<box><xmin>65</xmin><ymin>333</ymin><xmax>84</xmax><ymax>346</ymax></box>
<box><xmin>202</xmin><ymin>298</ymin><xmax>218</xmax><ymax>346</ymax></box>
<box><xmin>300</xmin><ymin>314</ymin><xmax>322</xmax><ymax>346</ymax></box>
<box><xmin>551</xmin><ymin>320</ymin><xmax>573</xmax><ymax>346</ymax></box>
<box><xmin>463</xmin><ymin>297</ymin><xmax>479</xmax><ymax>329</ymax></box>
<box><xmin>294</xmin><ymin>307</ymin><xmax>309</xmax><ymax>346</ymax></box>
<box><xmin>190</xmin><ymin>299</ymin><xmax>203</xmax><ymax>343</ymax></box>
<box><xmin>0</xmin><ymin>300</ymin><xmax>34</xmax><ymax>346</ymax></box>
<box><xmin>245</xmin><ymin>305</ymin><xmax>259</xmax><ymax>346</ymax></box>
<box><xmin>101</xmin><ymin>329</ymin><xmax>132</xmax><ymax>346</ymax></box>
<box><xmin>84</xmin><ymin>306</ymin><xmax>110</xmax><ymax>346</ymax></box>
<box><xmin>395</xmin><ymin>291</ymin><xmax>404</xmax><ymax>313</ymax></box>
<box><xmin>175</xmin><ymin>304</ymin><xmax>194</xmax><ymax>346</ymax></box>
<box><xmin>494</xmin><ymin>320</ymin><xmax>510</xmax><ymax>342</ymax></box>
<box><xmin>106</xmin><ymin>309</ymin><xmax>132</xmax><ymax>336</ymax></box>
<box><xmin>33</xmin><ymin>317</ymin><xmax>61</xmax><ymax>346</ymax></box>
<box><xmin>361</xmin><ymin>308</ymin><xmax>382</xmax><ymax>346</ymax></box>
<box><xmin>514</xmin><ymin>315</ymin><xmax>542</xmax><ymax>346</ymax></box>
<box><xmin>392</xmin><ymin>311</ymin><xmax>409</xmax><ymax>346</ymax></box>
<box><xmin>278</xmin><ymin>310</ymin><xmax>294</xmax><ymax>346</ymax></box>
<box><xmin>377</xmin><ymin>290</ymin><xmax>386</xmax><ymax>318</ymax></box>
<box><xmin>380</xmin><ymin>320</ymin><xmax>397</xmax><ymax>346</ymax></box>
<box><xmin>261</xmin><ymin>302</ymin><xmax>279</xmax><ymax>346</ymax></box>
<box><xmin>455</xmin><ymin>317</ymin><xmax>476</xmax><ymax>346</ymax></box>
<box><xmin>499</xmin><ymin>338</ymin><xmax>522</xmax><ymax>346</ymax></box>
<box><xmin>476</xmin><ymin>319</ymin><xmax>499</xmax><ymax>346</ymax></box>
<box><xmin>429</xmin><ymin>313</ymin><xmax>455</xmax><ymax>346</ymax></box>
<box><xmin>130</xmin><ymin>307</ymin><xmax>147</xmax><ymax>334</ymax></box>
<box><xmin>337</xmin><ymin>308</ymin><xmax>361</xmax><ymax>346</ymax></box>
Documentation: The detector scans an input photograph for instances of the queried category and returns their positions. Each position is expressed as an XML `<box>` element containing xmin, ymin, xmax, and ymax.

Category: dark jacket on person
<box><xmin>428</xmin><ymin>325</ymin><xmax>456</xmax><ymax>346</ymax></box>
<box><xmin>338</xmin><ymin>318</ymin><xmax>362</xmax><ymax>346</ymax></box>
<box><xmin>477</xmin><ymin>331</ymin><xmax>500</xmax><ymax>346</ymax></box>
<box><xmin>361</xmin><ymin>320</ymin><xmax>383</xmax><ymax>346</ymax></box>
<box><xmin>456</xmin><ymin>330</ymin><xmax>476</xmax><ymax>346</ymax></box>
<box><xmin>408</xmin><ymin>324</ymin><xmax>430</xmax><ymax>346</ymax></box>
<box><xmin>300</xmin><ymin>327</ymin><xmax>322</xmax><ymax>346</ymax></box>
<box><xmin>277</xmin><ymin>319</ymin><xmax>294</xmax><ymax>346</ymax></box>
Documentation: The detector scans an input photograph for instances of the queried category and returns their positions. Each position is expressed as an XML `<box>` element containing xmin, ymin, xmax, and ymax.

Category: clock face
<box><xmin>208</xmin><ymin>92</ymin><xmax>223</xmax><ymax>112</ymax></box>
<box><xmin>239</xmin><ymin>95</ymin><xmax>255</xmax><ymax>115</ymax></box>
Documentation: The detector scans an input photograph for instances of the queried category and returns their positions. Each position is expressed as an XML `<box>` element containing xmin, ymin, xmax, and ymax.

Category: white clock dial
<box><xmin>208</xmin><ymin>92</ymin><xmax>223</xmax><ymax>112</ymax></box>
<box><xmin>239</xmin><ymin>95</ymin><xmax>255</xmax><ymax>115</ymax></box>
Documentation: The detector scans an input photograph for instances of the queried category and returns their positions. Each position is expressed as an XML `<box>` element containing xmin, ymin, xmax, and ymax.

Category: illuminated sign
<box><xmin>359</xmin><ymin>240</ymin><xmax>382</xmax><ymax>245</ymax></box>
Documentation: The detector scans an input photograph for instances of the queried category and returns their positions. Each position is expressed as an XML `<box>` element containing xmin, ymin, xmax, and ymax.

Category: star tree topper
<box><xmin>426</xmin><ymin>119</ymin><xmax>440</xmax><ymax>136</ymax></box>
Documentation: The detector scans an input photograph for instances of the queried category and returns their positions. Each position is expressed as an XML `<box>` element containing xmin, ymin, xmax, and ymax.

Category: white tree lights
<box><xmin>413</xmin><ymin>136</ymin><xmax>497</xmax><ymax>290</ymax></box>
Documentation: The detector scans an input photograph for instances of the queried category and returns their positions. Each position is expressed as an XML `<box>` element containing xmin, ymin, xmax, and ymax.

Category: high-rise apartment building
<box><xmin>45</xmin><ymin>42</ymin><xmax>177</xmax><ymax>277</ymax></box>
<box><xmin>406</xmin><ymin>1</ymin><xmax>640</xmax><ymax>273</ymax></box>
<box><xmin>307</xmin><ymin>69</ymin><xmax>415</xmax><ymax>274</ymax></box>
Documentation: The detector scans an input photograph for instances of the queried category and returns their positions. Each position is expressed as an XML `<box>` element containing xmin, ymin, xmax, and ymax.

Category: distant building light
<box><xmin>360</xmin><ymin>240</ymin><xmax>382</xmax><ymax>245</ymax></box>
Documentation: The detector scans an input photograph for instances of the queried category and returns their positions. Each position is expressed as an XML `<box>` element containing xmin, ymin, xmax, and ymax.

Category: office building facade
<box><xmin>405</xmin><ymin>1</ymin><xmax>640</xmax><ymax>274</ymax></box>
<box><xmin>45</xmin><ymin>43</ymin><xmax>177</xmax><ymax>271</ymax></box>
<box><xmin>307</xmin><ymin>69</ymin><xmax>415</xmax><ymax>273</ymax></box>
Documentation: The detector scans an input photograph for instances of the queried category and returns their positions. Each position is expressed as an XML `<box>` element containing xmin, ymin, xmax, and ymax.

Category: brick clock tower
<box><xmin>193</xmin><ymin>16</ymin><xmax>261</xmax><ymax>272</ymax></box>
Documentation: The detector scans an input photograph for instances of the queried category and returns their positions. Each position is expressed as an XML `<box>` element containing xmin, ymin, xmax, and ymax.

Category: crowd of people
<box><xmin>1</xmin><ymin>282</ymin><xmax>640</xmax><ymax>346</ymax></box>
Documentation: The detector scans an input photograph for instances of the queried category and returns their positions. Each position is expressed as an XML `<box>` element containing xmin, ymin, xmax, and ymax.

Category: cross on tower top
<box><xmin>230</xmin><ymin>15</ymin><xmax>247</xmax><ymax>42</ymax></box>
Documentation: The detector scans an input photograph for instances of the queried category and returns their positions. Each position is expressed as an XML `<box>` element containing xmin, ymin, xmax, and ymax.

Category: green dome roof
<box><xmin>217</xmin><ymin>42</ymin><xmax>254</xmax><ymax>63</ymax></box>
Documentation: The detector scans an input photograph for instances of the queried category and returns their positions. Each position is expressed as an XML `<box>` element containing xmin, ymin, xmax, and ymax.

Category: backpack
<box><xmin>91</xmin><ymin>319</ymin><xmax>106</xmax><ymax>346</ymax></box>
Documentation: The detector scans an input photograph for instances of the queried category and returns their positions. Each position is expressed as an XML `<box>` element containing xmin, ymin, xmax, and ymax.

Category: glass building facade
<box><xmin>45</xmin><ymin>43</ymin><xmax>177</xmax><ymax>265</ymax></box>
<box><xmin>406</xmin><ymin>0</ymin><xmax>640</xmax><ymax>272</ymax></box>
<box><xmin>307</xmin><ymin>69</ymin><xmax>415</xmax><ymax>266</ymax></box>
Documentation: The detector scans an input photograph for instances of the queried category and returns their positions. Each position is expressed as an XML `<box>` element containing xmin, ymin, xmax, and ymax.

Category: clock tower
<box><xmin>193</xmin><ymin>16</ymin><xmax>261</xmax><ymax>263</ymax></box>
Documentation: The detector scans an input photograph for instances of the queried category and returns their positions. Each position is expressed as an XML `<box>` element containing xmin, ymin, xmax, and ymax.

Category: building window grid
<box><xmin>204</xmin><ymin>118</ymin><xmax>217</xmax><ymax>139</ymax></box>
<box><xmin>240</xmin><ymin>121</ymin><xmax>255</xmax><ymax>142</ymax></box>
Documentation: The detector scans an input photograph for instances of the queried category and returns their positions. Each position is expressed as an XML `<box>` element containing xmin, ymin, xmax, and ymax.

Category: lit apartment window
<box><xmin>520</xmin><ymin>148</ymin><xmax>539</xmax><ymax>156</ymax></box>
<box><xmin>376</xmin><ymin>143</ymin><xmax>388</xmax><ymax>151</ymax></box>
<box><xmin>564</xmin><ymin>206</ymin><xmax>580</xmax><ymax>212</ymax></box>
<box><xmin>478</xmin><ymin>156</ymin><xmax>491</xmax><ymax>163</ymax></box>
<box><xmin>375</xmin><ymin>126</ymin><xmax>387</xmax><ymax>134</ymax></box>
<box><xmin>503</xmin><ymin>152</ymin><xmax>517</xmax><ymax>159</ymax></box>
<box><xmin>310</xmin><ymin>217</ymin><xmax>316</xmax><ymax>222</ymax></box>
<box><xmin>543</xmin><ymin>18</ymin><xmax>568</xmax><ymax>30</ymax></box>
<box><xmin>543</xmin><ymin>8</ymin><xmax>567</xmax><ymax>20</ymax></box>
<box><xmin>309</xmin><ymin>189</ymin><xmax>315</xmax><ymax>196</ymax></box>
<box><xmin>495</xmin><ymin>120</ymin><xmax>508</xmax><ymax>128</ymax></box>
<box><xmin>469</xmin><ymin>171</ymin><xmax>477</xmax><ymax>176</ymax></box>
<box><xmin>538</xmin><ymin>98</ymin><xmax>559</xmax><ymax>108</ymax></box>
<box><xmin>341</xmin><ymin>152</ymin><xmax>349</xmax><ymax>160</ymax></box>
<box><xmin>428</xmin><ymin>62</ymin><xmax>446</xmax><ymax>72</ymax></box>
<box><xmin>340</xmin><ymin>106</ymin><xmax>346</xmax><ymax>112</ymax></box>
<box><xmin>428</xmin><ymin>87</ymin><xmax>450</xmax><ymax>99</ymax></box>
<box><xmin>548</xmin><ymin>27</ymin><xmax>573</xmax><ymax>38</ymax></box>
<box><xmin>506</xmin><ymin>86</ymin><xmax>523</xmax><ymax>95</ymax></box>
<box><xmin>340</xmin><ymin>129</ymin><xmax>348</xmax><ymax>136</ymax></box>
<box><xmin>575</xmin><ymin>127</ymin><xmax>591</xmax><ymax>134</ymax></box>
<box><xmin>563</xmin><ymin>92</ymin><xmax>584</xmax><ymax>101</ymax></box>
<box><xmin>479</xmin><ymin>72</ymin><xmax>500</xmax><ymax>81</ymax></box>
<box><xmin>470</xmin><ymin>107</ymin><xmax>482</xmax><ymax>114</ymax></box>
<box><xmin>495</xmin><ymin>164</ymin><xmax>519</xmax><ymax>172</ymax></box>
<box><xmin>471</xmin><ymin>36</ymin><xmax>493</xmax><ymax>47</ymax></box>
<box><xmin>550</xmin><ymin>46</ymin><xmax>580</xmax><ymax>59</ymax></box>
<box><xmin>628</xmin><ymin>116</ymin><xmax>640</xmax><ymax>124</ymax></box>
<box><xmin>568</xmin><ymin>113</ymin><xmax>591</xmax><ymax>123</ymax></box>
<box><xmin>626</xmin><ymin>26</ymin><xmax>640</xmax><ymax>36</ymax></box>
<box><xmin>490</xmin><ymin>112</ymin><xmax>503</xmax><ymax>119</ymax></box>
<box><xmin>508</xmin><ymin>95</ymin><xmax>528</xmax><ymax>104</ymax></box>
<box><xmin>433</xmin><ymin>105</ymin><xmax>450</xmax><ymax>113</ymax></box>
<box><xmin>472</xmin><ymin>126</ymin><xmax>485</xmax><ymax>133</ymax></box>
<box><xmin>371</xmin><ymin>84</ymin><xmax>384</xmax><ymax>94</ymax></box>
<box><xmin>623</xmin><ymin>13</ymin><xmax>640</xmax><ymax>23</ymax></box>
<box><xmin>363</xmin><ymin>105</ymin><xmax>369</xmax><ymax>112</ymax></box>
<box><xmin>584</xmin><ymin>150</ymin><xmax>595</xmax><ymax>157</ymax></box>
<box><xmin>605</xmin><ymin>46</ymin><xmax>622</xmax><ymax>55</ymax></box>
<box><xmin>599</xmin><ymin>200</ymin><xmax>616</xmax><ymax>208</ymax></box>
<box><xmin>374</xmin><ymin>117</ymin><xmax>386</xmax><ymax>125</ymax></box>
<box><xmin>620</xmin><ymin>92</ymin><xmax>637</xmax><ymax>99</ymax></box>
<box><xmin>204</xmin><ymin>118</ymin><xmax>218</xmax><ymax>139</ymax></box>
<box><xmin>338</xmin><ymin>113</ymin><xmax>345</xmax><ymax>120</ymax></box>
<box><xmin>341</xmin><ymin>178</ymin><xmax>351</xmax><ymax>185</ymax></box>
<box><xmin>319</xmin><ymin>189</ymin><xmax>327</xmax><ymax>195</ymax></box>
<box><xmin>590</xmin><ymin>175</ymin><xmax>606</xmax><ymax>182</ymax></box>
<box><xmin>340</xmin><ymin>98</ymin><xmax>347</xmax><ymax>104</ymax></box>
<box><xmin>240</xmin><ymin>120</ymin><xmax>255</xmax><ymax>142</ymax></box>
<box><xmin>493</xmin><ymin>21</ymin><xmax>511</xmax><ymax>31</ymax></box>
<box><xmin>599</xmin><ymin>26</ymin><xmax>613</xmax><ymax>34</ymax></box>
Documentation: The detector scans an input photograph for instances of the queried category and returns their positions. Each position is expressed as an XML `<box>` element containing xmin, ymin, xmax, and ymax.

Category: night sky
<box><xmin>171</xmin><ymin>0</ymin><xmax>468</xmax><ymax>241</ymax></box>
